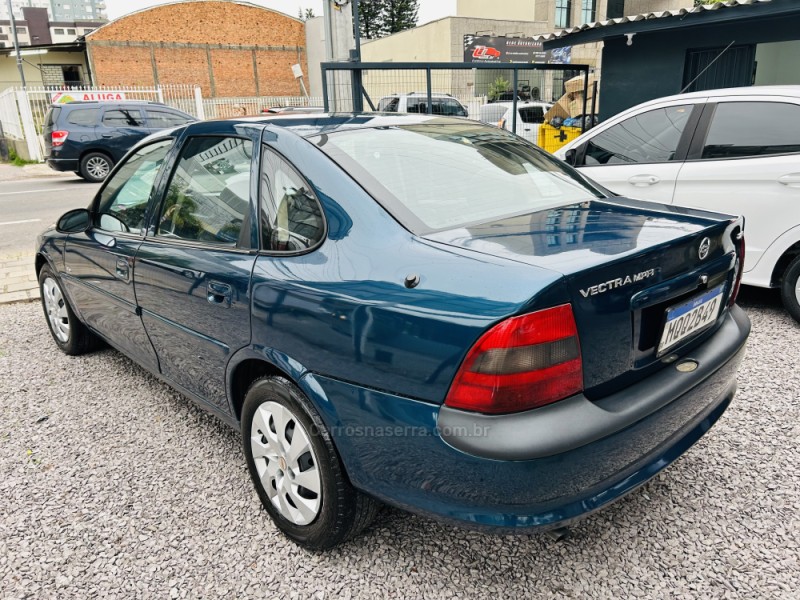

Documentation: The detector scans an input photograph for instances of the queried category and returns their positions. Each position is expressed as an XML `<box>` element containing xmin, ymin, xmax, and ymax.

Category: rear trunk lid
<box><xmin>424</xmin><ymin>199</ymin><xmax>743</xmax><ymax>397</ymax></box>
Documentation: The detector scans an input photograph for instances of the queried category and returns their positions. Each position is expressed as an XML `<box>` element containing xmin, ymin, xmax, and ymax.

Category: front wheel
<box><xmin>241</xmin><ymin>376</ymin><xmax>379</xmax><ymax>550</ymax></box>
<box><xmin>39</xmin><ymin>265</ymin><xmax>101</xmax><ymax>355</ymax></box>
<box><xmin>780</xmin><ymin>255</ymin><xmax>800</xmax><ymax>323</ymax></box>
<box><xmin>79</xmin><ymin>152</ymin><xmax>113</xmax><ymax>182</ymax></box>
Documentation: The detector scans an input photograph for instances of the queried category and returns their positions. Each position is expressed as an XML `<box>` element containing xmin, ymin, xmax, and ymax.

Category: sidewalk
<box><xmin>0</xmin><ymin>162</ymin><xmax>67</xmax><ymax>182</ymax></box>
<box><xmin>0</xmin><ymin>252</ymin><xmax>39</xmax><ymax>304</ymax></box>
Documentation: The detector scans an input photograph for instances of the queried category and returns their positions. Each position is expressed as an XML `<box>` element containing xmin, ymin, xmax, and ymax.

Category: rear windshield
<box><xmin>44</xmin><ymin>107</ymin><xmax>61</xmax><ymax>129</ymax></box>
<box><xmin>315</xmin><ymin>123</ymin><xmax>602</xmax><ymax>233</ymax></box>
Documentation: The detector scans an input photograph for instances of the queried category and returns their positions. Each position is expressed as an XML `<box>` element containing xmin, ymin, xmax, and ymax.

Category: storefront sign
<box><xmin>463</xmin><ymin>35</ymin><xmax>571</xmax><ymax>64</ymax></box>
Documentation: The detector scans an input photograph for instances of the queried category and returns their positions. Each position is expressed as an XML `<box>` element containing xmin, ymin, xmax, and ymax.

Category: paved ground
<box><xmin>0</xmin><ymin>290</ymin><xmax>797</xmax><ymax>599</ymax></box>
<box><xmin>0</xmin><ymin>174</ymin><xmax>99</xmax><ymax>305</ymax></box>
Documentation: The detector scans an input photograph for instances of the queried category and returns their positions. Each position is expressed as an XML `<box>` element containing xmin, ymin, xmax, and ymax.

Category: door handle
<box><xmin>628</xmin><ymin>174</ymin><xmax>661</xmax><ymax>186</ymax></box>
<box><xmin>101</xmin><ymin>134</ymin><xmax>114</xmax><ymax>138</ymax></box>
<box><xmin>207</xmin><ymin>281</ymin><xmax>233</xmax><ymax>307</ymax></box>
<box><xmin>115</xmin><ymin>257</ymin><xmax>130</xmax><ymax>281</ymax></box>
<box><xmin>778</xmin><ymin>173</ymin><xmax>800</xmax><ymax>187</ymax></box>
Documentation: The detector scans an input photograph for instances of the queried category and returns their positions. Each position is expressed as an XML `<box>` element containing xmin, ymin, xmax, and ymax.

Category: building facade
<box><xmin>0</xmin><ymin>6</ymin><xmax>104</xmax><ymax>48</ymax></box>
<box><xmin>0</xmin><ymin>0</ymin><xmax>106</xmax><ymax>21</ymax></box>
<box><xmin>85</xmin><ymin>1</ymin><xmax>307</xmax><ymax>98</ymax></box>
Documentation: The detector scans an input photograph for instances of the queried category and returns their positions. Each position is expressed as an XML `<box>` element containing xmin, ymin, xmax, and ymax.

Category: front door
<box><xmin>576</xmin><ymin>103</ymin><xmax>698</xmax><ymax>203</ymax></box>
<box><xmin>62</xmin><ymin>138</ymin><xmax>175</xmax><ymax>372</ymax></box>
<box><xmin>134</xmin><ymin>135</ymin><xmax>257</xmax><ymax>410</ymax></box>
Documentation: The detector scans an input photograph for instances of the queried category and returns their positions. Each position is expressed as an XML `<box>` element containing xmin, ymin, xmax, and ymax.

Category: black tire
<box><xmin>780</xmin><ymin>255</ymin><xmax>800</xmax><ymax>324</ymax></box>
<box><xmin>242</xmin><ymin>376</ymin><xmax>379</xmax><ymax>550</ymax></box>
<box><xmin>38</xmin><ymin>265</ymin><xmax>102</xmax><ymax>355</ymax></box>
<box><xmin>79</xmin><ymin>152</ymin><xmax>113</xmax><ymax>183</ymax></box>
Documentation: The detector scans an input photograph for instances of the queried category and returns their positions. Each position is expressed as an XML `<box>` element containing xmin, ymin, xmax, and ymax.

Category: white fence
<box><xmin>0</xmin><ymin>84</ymin><xmax>204</xmax><ymax>162</ymax></box>
<box><xmin>0</xmin><ymin>85</ymin><xmax>327</xmax><ymax>162</ymax></box>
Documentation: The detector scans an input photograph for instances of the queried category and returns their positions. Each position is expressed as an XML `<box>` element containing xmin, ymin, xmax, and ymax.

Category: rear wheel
<box><xmin>79</xmin><ymin>152</ymin><xmax>113</xmax><ymax>182</ymax></box>
<box><xmin>39</xmin><ymin>265</ymin><xmax>101</xmax><ymax>355</ymax></box>
<box><xmin>780</xmin><ymin>255</ymin><xmax>800</xmax><ymax>323</ymax></box>
<box><xmin>242</xmin><ymin>376</ymin><xmax>379</xmax><ymax>550</ymax></box>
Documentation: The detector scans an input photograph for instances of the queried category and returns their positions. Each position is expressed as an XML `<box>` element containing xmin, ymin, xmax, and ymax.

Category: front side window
<box><xmin>157</xmin><ymin>137</ymin><xmax>253</xmax><ymax>246</ymax></box>
<box><xmin>317</xmin><ymin>123</ymin><xmax>602</xmax><ymax>233</ymax></box>
<box><xmin>378</xmin><ymin>97</ymin><xmax>399</xmax><ymax>112</ymax></box>
<box><xmin>95</xmin><ymin>139</ymin><xmax>174</xmax><ymax>234</ymax></box>
<box><xmin>702</xmin><ymin>101</ymin><xmax>800</xmax><ymax>159</ymax></box>
<box><xmin>584</xmin><ymin>105</ymin><xmax>693</xmax><ymax>165</ymax></box>
<box><xmin>102</xmin><ymin>108</ymin><xmax>144</xmax><ymax>127</ymax></box>
<box><xmin>261</xmin><ymin>150</ymin><xmax>325</xmax><ymax>252</ymax></box>
<box><xmin>555</xmin><ymin>0</ymin><xmax>571</xmax><ymax>28</ymax></box>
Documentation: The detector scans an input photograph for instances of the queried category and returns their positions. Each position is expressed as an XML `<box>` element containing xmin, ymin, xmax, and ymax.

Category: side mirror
<box><xmin>564</xmin><ymin>148</ymin><xmax>578</xmax><ymax>167</ymax></box>
<box><xmin>56</xmin><ymin>208</ymin><xmax>91</xmax><ymax>234</ymax></box>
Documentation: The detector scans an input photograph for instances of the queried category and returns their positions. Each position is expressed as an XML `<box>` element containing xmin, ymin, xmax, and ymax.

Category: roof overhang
<box><xmin>540</xmin><ymin>0</ymin><xmax>800</xmax><ymax>49</ymax></box>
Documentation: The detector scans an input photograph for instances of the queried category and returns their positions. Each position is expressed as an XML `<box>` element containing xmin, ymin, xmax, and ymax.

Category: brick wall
<box><xmin>86</xmin><ymin>0</ymin><xmax>307</xmax><ymax>97</ymax></box>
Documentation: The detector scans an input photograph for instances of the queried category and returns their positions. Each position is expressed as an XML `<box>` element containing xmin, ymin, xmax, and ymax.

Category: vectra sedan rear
<box><xmin>36</xmin><ymin>114</ymin><xmax>750</xmax><ymax>549</ymax></box>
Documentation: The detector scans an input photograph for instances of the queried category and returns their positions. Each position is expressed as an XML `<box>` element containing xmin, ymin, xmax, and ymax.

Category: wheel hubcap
<box><xmin>86</xmin><ymin>157</ymin><xmax>110</xmax><ymax>179</ymax></box>
<box><xmin>795</xmin><ymin>278</ymin><xmax>800</xmax><ymax>305</ymax></box>
<box><xmin>251</xmin><ymin>401</ymin><xmax>322</xmax><ymax>526</ymax></box>
<box><xmin>42</xmin><ymin>277</ymin><xmax>69</xmax><ymax>343</ymax></box>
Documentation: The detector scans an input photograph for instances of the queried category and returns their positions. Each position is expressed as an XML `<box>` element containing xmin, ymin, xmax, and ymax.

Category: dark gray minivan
<box><xmin>43</xmin><ymin>101</ymin><xmax>196</xmax><ymax>182</ymax></box>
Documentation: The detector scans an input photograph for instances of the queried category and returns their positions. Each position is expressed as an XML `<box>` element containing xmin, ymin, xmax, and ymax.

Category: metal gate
<box><xmin>321</xmin><ymin>62</ymin><xmax>593</xmax><ymax>138</ymax></box>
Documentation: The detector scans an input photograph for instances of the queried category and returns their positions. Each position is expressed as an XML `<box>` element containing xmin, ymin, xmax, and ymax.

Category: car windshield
<box><xmin>315</xmin><ymin>123</ymin><xmax>603</xmax><ymax>233</ymax></box>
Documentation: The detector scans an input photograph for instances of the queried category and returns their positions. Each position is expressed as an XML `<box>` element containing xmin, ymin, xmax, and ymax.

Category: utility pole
<box><xmin>5</xmin><ymin>0</ymin><xmax>27</xmax><ymax>87</ymax></box>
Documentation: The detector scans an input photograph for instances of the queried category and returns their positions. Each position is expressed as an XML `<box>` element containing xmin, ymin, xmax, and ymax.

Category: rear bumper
<box><xmin>302</xmin><ymin>305</ymin><xmax>750</xmax><ymax>531</ymax></box>
<box><xmin>45</xmin><ymin>157</ymin><xmax>79</xmax><ymax>172</ymax></box>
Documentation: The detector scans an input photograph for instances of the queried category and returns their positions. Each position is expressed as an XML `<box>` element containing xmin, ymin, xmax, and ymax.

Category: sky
<box><xmin>105</xmin><ymin>0</ymin><xmax>458</xmax><ymax>24</ymax></box>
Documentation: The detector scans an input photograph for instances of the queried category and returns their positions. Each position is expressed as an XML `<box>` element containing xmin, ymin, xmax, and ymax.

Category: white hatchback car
<box><xmin>479</xmin><ymin>101</ymin><xmax>553</xmax><ymax>146</ymax></box>
<box><xmin>556</xmin><ymin>86</ymin><xmax>800</xmax><ymax>322</ymax></box>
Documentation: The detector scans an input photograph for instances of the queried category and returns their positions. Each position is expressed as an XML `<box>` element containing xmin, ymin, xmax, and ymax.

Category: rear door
<box><xmin>575</xmin><ymin>101</ymin><xmax>702</xmax><ymax>203</ymax></box>
<box><xmin>674</xmin><ymin>97</ymin><xmax>800</xmax><ymax>276</ymax></box>
<box><xmin>62</xmin><ymin>138</ymin><xmax>175</xmax><ymax>372</ymax></box>
<box><xmin>98</xmin><ymin>105</ymin><xmax>150</xmax><ymax>162</ymax></box>
<box><xmin>134</xmin><ymin>134</ymin><xmax>258</xmax><ymax>410</ymax></box>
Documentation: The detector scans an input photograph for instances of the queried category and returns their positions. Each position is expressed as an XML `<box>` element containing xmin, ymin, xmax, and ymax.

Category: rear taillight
<box><xmin>729</xmin><ymin>230</ymin><xmax>745</xmax><ymax>307</ymax></box>
<box><xmin>444</xmin><ymin>304</ymin><xmax>583</xmax><ymax>415</ymax></box>
<box><xmin>51</xmin><ymin>130</ymin><xmax>69</xmax><ymax>147</ymax></box>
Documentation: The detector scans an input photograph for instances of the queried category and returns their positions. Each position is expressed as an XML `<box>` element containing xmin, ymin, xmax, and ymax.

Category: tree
<box><xmin>358</xmin><ymin>0</ymin><xmax>418</xmax><ymax>40</ymax></box>
<box><xmin>383</xmin><ymin>0</ymin><xmax>419</xmax><ymax>35</ymax></box>
<box><xmin>358</xmin><ymin>0</ymin><xmax>386</xmax><ymax>40</ymax></box>
<box><xmin>297</xmin><ymin>7</ymin><xmax>315</xmax><ymax>21</ymax></box>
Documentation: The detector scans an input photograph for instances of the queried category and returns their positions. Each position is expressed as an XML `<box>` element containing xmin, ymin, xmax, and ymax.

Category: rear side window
<box><xmin>702</xmin><ymin>101</ymin><xmax>800</xmax><ymax>159</ymax></box>
<box><xmin>260</xmin><ymin>149</ymin><xmax>325</xmax><ymax>252</ymax></box>
<box><xmin>378</xmin><ymin>97</ymin><xmax>399</xmax><ymax>112</ymax></box>
<box><xmin>157</xmin><ymin>136</ymin><xmax>253</xmax><ymax>246</ymax></box>
<box><xmin>66</xmin><ymin>108</ymin><xmax>100</xmax><ymax>126</ymax></box>
<box><xmin>146</xmin><ymin>109</ymin><xmax>193</xmax><ymax>128</ymax></box>
<box><xmin>519</xmin><ymin>106</ymin><xmax>545</xmax><ymax>124</ymax></box>
<box><xmin>102</xmin><ymin>109</ymin><xmax>144</xmax><ymax>127</ymax></box>
<box><xmin>584</xmin><ymin>105</ymin><xmax>693</xmax><ymax>165</ymax></box>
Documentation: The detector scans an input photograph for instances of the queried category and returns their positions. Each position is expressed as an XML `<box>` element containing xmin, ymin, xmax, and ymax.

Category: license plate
<box><xmin>657</xmin><ymin>285</ymin><xmax>724</xmax><ymax>355</ymax></box>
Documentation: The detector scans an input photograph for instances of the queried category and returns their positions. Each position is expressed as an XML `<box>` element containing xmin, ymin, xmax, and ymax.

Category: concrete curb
<box><xmin>0</xmin><ymin>253</ymin><xmax>39</xmax><ymax>305</ymax></box>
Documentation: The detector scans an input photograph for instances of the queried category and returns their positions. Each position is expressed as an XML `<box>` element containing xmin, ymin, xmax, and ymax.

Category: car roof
<box><xmin>633</xmin><ymin>85</ymin><xmax>800</xmax><ymax>107</ymax></box>
<box><xmin>192</xmin><ymin>112</ymin><xmax>472</xmax><ymax>138</ymax></box>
